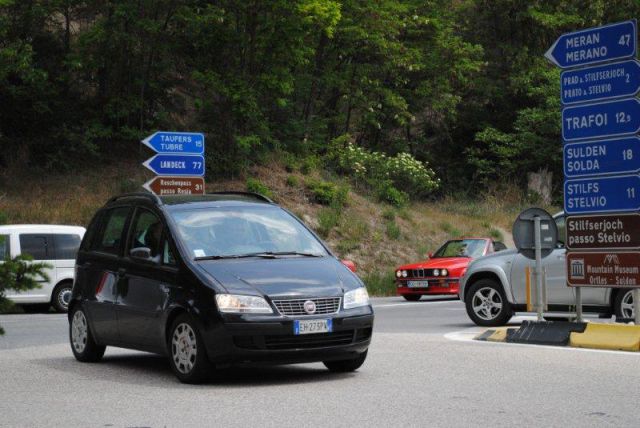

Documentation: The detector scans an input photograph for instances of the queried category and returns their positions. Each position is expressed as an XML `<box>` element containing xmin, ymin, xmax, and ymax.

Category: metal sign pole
<box><xmin>534</xmin><ymin>216</ymin><xmax>544</xmax><ymax>321</ymax></box>
<box><xmin>634</xmin><ymin>289</ymin><xmax>640</xmax><ymax>325</ymax></box>
<box><xmin>575</xmin><ymin>287</ymin><xmax>583</xmax><ymax>323</ymax></box>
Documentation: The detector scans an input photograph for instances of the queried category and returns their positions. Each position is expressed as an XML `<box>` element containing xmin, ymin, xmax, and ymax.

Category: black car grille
<box><xmin>408</xmin><ymin>269</ymin><xmax>448</xmax><ymax>278</ymax></box>
<box><xmin>272</xmin><ymin>297</ymin><xmax>341</xmax><ymax>316</ymax></box>
<box><xmin>264</xmin><ymin>331</ymin><xmax>354</xmax><ymax>350</ymax></box>
<box><xmin>233</xmin><ymin>328</ymin><xmax>372</xmax><ymax>351</ymax></box>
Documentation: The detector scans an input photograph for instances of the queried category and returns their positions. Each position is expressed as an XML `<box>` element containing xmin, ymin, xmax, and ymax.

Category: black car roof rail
<box><xmin>107</xmin><ymin>192</ymin><xmax>163</xmax><ymax>205</ymax></box>
<box><xmin>207</xmin><ymin>191</ymin><xmax>274</xmax><ymax>203</ymax></box>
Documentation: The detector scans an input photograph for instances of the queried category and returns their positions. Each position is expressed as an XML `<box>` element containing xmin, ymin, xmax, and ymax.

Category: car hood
<box><xmin>399</xmin><ymin>257</ymin><xmax>471</xmax><ymax>271</ymax></box>
<box><xmin>195</xmin><ymin>257</ymin><xmax>359</xmax><ymax>298</ymax></box>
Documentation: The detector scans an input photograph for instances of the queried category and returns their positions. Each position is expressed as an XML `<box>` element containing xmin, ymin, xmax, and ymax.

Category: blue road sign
<box><xmin>562</xmin><ymin>98</ymin><xmax>640</xmax><ymax>142</ymax></box>
<box><xmin>561</xmin><ymin>60</ymin><xmax>640</xmax><ymax>105</ymax></box>
<box><xmin>564</xmin><ymin>174</ymin><xmax>640</xmax><ymax>214</ymax></box>
<box><xmin>545</xmin><ymin>20</ymin><xmax>637</xmax><ymax>69</ymax></box>
<box><xmin>564</xmin><ymin>137</ymin><xmax>640</xmax><ymax>178</ymax></box>
<box><xmin>141</xmin><ymin>131</ymin><xmax>205</xmax><ymax>154</ymax></box>
<box><xmin>143</xmin><ymin>154</ymin><xmax>205</xmax><ymax>176</ymax></box>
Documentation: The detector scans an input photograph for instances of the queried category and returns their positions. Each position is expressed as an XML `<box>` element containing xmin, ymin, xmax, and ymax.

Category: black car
<box><xmin>69</xmin><ymin>192</ymin><xmax>374</xmax><ymax>383</ymax></box>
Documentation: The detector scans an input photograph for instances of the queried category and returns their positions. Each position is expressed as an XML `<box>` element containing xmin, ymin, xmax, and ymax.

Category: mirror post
<box><xmin>533</xmin><ymin>215</ymin><xmax>544</xmax><ymax>321</ymax></box>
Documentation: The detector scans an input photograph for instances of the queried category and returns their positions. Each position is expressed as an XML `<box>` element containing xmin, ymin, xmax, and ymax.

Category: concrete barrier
<box><xmin>570</xmin><ymin>323</ymin><xmax>640</xmax><ymax>352</ymax></box>
<box><xmin>507</xmin><ymin>320</ymin><xmax>587</xmax><ymax>346</ymax></box>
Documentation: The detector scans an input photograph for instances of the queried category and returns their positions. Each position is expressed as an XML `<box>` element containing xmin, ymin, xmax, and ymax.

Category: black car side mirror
<box><xmin>130</xmin><ymin>247</ymin><xmax>153</xmax><ymax>261</ymax></box>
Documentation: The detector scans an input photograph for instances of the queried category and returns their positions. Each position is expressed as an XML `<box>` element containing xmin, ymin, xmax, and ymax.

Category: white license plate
<box><xmin>407</xmin><ymin>280</ymin><xmax>429</xmax><ymax>288</ymax></box>
<box><xmin>294</xmin><ymin>319</ymin><xmax>332</xmax><ymax>335</ymax></box>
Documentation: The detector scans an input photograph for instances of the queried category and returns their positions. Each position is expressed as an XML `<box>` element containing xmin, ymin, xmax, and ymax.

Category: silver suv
<box><xmin>459</xmin><ymin>212</ymin><xmax>635</xmax><ymax>326</ymax></box>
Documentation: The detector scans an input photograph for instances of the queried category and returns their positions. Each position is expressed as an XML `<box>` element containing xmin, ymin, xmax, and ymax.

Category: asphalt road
<box><xmin>1</xmin><ymin>296</ymin><xmax>639</xmax><ymax>427</ymax></box>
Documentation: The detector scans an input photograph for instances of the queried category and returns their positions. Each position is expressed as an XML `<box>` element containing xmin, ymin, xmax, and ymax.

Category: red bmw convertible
<box><xmin>395</xmin><ymin>238</ymin><xmax>507</xmax><ymax>301</ymax></box>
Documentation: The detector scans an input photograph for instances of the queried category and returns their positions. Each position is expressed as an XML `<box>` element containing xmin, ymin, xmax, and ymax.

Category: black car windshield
<box><xmin>433</xmin><ymin>239</ymin><xmax>486</xmax><ymax>258</ymax></box>
<box><xmin>169</xmin><ymin>206</ymin><xmax>328</xmax><ymax>259</ymax></box>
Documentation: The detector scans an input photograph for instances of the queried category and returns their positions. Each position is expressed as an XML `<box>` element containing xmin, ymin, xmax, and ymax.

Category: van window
<box><xmin>94</xmin><ymin>207</ymin><xmax>131</xmax><ymax>255</ymax></box>
<box><xmin>54</xmin><ymin>234</ymin><xmax>82</xmax><ymax>260</ymax></box>
<box><xmin>19</xmin><ymin>234</ymin><xmax>51</xmax><ymax>260</ymax></box>
<box><xmin>130</xmin><ymin>209</ymin><xmax>161</xmax><ymax>253</ymax></box>
<box><xmin>0</xmin><ymin>234</ymin><xmax>10</xmax><ymax>259</ymax></box>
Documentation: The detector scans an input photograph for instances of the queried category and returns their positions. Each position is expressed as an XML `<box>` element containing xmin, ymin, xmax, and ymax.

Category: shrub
<box><xmin>382</xmin><ymin>208</ymin><xmax>395</xmax><ymax>221</ymax></box>
<box><xmin>0</xmin><ymin>211</ymin><xmax>8</xmax><ymax>225</ymax></box>
<box><xmin>317</xmin><ymin>208</ymin><xmax>340</xmax><ymax>238</ymax></box>
<box><xmin>246</xmin><ymin>177</ymin><xmax>274</xmax><ymax>199</ymax></box>
<box><xmin>440</xmin><ymin>221</ymin><xmax>462</xmax><ymax>237</ymax></box>
<box><xmin>306</xmin><ymin>179</ymin><xmax>349</xmax><ymax>207</ymax></box>
<box><xmin>489</xmin><ymin>228</ymin><xmax>504</xmax><ymax>241</ymax></box>
<box><xmin>286</xmin><ymin>175</ymin><xmax>299</xmax><ymax>187</ymax></box>
<box><xmin>363</xmin><ymin>270</ymin><xmax>397</xmax><ymax>296</ymax></box>
<box><xmin>300</xmin><ymin>155</ymin><xmax>321</xmax><ymax>175</ymax></box>
<box><xmin>329</xmin><ymin>136</ymin><xmax>440</xmax><ymax>198</ymax></box>
<box><xmin>386</xmin><ymin>220</ymin><xmax>401</xmax><ymax>240</ymax></box>
<box><xmin>375</xmin><ymin>181</ymin><xmax>408</xmax><ymax>207</ymax></box>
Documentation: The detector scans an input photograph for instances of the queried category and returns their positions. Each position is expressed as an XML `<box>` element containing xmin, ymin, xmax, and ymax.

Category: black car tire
<box><xmin>323</xmin><ymin>350</ymin><xmax>368</xmax><ymax>372</ymax></box>
<box><xmin>69</xmin><ymin>306</ymin><xmax>106</xmax><ymax>362</ymax></box>
<box><xmin>402</xmin><ymin>295</ymin><xmax>421</xmax><ymax>302</ymax></box>
<box><xmin>52</xmin><ymin>282</ymin><xmax>73</xmax><ymax>313</ymax></box>
<box><xmin>465</xmin><ymin>279</ymin><xmax>512</xmax><ymax>327</ymax></box>
<box><xmin>168</xmin><ymin>314</ymin><xmax>213</xmax><ymax>384</ymax></box>
<box><xmin>614</xmin><ymin>289</ymin><xmax>634</xmax><ymax>320</ymax></box>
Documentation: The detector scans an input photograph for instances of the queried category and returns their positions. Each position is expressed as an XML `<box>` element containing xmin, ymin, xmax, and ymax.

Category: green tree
<box><xmin>0</xmin><ymin>253</ymin><xmax>51</xmax><ymax>334</ymax></box>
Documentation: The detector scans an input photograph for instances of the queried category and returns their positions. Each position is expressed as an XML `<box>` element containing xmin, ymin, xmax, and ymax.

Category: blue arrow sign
<box><xmin>141</xmin><ymin>131</ymin><xmax>205</xmax><ymax>154</ymax></box>
<box><xmin>562</xmin><ymin>98</ymin><xmax>640</xmax><ymax>141</ymax></box>
<box><xmin>143</xmin><ymin>154</ymin><xmax>205</xmax><ymax>176</ymax></box>
<box><xmin>546</xmin><ymin>20</ymin><xmax>637</xmax><ymax>69</ymax></box>
<box><xmin>564</xmin><ymin>137</ymin><xmax>640</xmax><ymax>178</ymax></box>
<box><xmin>564</xmin><ymin>174</ymin><xmax>640</xmax><ymax>214</ymax></box>
<box><xmin>561</xmin><ymin>60</ymin><xmax>640</xmax><ymax>105</ymax></box>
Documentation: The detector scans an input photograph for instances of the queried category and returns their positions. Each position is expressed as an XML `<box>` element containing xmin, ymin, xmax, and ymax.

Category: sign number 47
<box><xmin>619</xmin><ymin>34</ymin><xmax>631</xmax><ymax>46</ymax></box>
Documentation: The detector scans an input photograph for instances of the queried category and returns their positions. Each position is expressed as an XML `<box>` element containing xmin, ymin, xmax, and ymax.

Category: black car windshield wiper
<box><xmin>194</xmin><ymin>251</ymin><xmax>323</xmax><ymax>261</ymax></box>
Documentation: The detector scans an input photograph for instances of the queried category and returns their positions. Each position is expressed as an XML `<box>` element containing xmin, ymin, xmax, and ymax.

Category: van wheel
<box><xmin>324</xmin><ymin>351</ymin><xmax>368</xmax><ymax>372</ymax></box>
<box><xmin>614</xmin><ymin>289</ymin><xmax>634</xmax><ymax>320</ymax></box>
<box><xmin>69</xmin><ymin>306</ymin><xmax>105</xmax><ymax>362</ymax></box>
<box><xmin>168</xmin><ymin>314</ymin><xmax>212</xmax><ymax>384</ymax></box>
<box><xmin>465</xmin><ymin>279</ymin><xmax>512</xmax><ymax>326</ymax></box>
<box><xmin>52</xmin><ymin>282</ymin><xmax>73</xmax><ymax>313</ymax></box>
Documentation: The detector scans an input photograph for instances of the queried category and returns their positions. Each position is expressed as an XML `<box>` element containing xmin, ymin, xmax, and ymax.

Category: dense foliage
<box><xmin>1</xmin><ymin>0</ymin><xmax>639</xmax><ymax>195</ymax></box>
<box><xmin>0</xmin><ymin>253</ymin><xmax>51</xmax><ymax>334</ymax></box>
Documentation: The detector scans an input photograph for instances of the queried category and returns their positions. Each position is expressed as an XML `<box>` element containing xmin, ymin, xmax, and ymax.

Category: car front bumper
<box><xmin>201</xmin><ymin>306</ymin><xmax>374</xmax><ymax>366</ymax></box>
<box><xmin>396</xmin><ymin>278</ymin><xmax>460</xmax><ymax>296</ymax></box>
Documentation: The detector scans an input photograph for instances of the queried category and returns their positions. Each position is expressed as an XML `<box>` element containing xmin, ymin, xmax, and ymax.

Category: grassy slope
<box><xmin>0</xmin><ymin>160</ymin><xmax>556</xmax><ymax>296</ymax></box>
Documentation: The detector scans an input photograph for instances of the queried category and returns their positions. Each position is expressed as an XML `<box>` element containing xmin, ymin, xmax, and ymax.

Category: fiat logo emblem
<box><xmin>303</xmin><ymin>300</ymin><xmax>316</xmax><ymax>314</ymax></box>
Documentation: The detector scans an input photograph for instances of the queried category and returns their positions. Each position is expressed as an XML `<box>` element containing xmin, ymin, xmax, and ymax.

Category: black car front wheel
<box><xmin>168</xmin><ymin>314</ymin><xmax>213</xmax><ymax>384</ymax></box>
<box><xmin>69</xmin><ymin>306</ymin><xmax>105</xmax><ymax>362</ymax></box>
<box><xmin>465</xmin><ymin>279</ymin><xmax>512</xmax><ymax>326</ymax></box>
<box><xmin>402</xmin><ymin>295</ymin><xmax>421</xmax><ymax>302</ymax></box>
<box><xmin>323</xmin><ymin>350</ymin><xmax>368</xmax><ymax>372</ymax></box>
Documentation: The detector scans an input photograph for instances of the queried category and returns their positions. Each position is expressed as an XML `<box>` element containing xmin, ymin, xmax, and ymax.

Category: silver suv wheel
<box><xmin>620</xmin><ymin>290</ymin><xmax>635</xmax><ymax>319</ymax></box>
<box><xmin>472</xmin><ymin>287</ymin><xmax>503</xmax><ymax>321</ymax></box>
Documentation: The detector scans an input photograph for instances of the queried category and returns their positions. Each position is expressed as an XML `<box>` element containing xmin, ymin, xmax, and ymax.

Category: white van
<box><xmin>0</xmin><ymin>225</ymin><xmax>86</xmax><ymax>312</ymax></box>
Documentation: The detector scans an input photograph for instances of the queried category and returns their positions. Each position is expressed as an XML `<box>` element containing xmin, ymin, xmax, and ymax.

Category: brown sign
<box><xmin>566</xmin><ymin>213</ymin><xmax>640</xmax><ymax>250</ymax></box>
<box><xmin>566</xmin><ymin>251</ymin><xmax>640</xmax><ymax>288</ymax></box>
<box><xmin>143</xmin><ymin>176</ymin><xmax>205</xmax><ymax>196</ymax></box>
